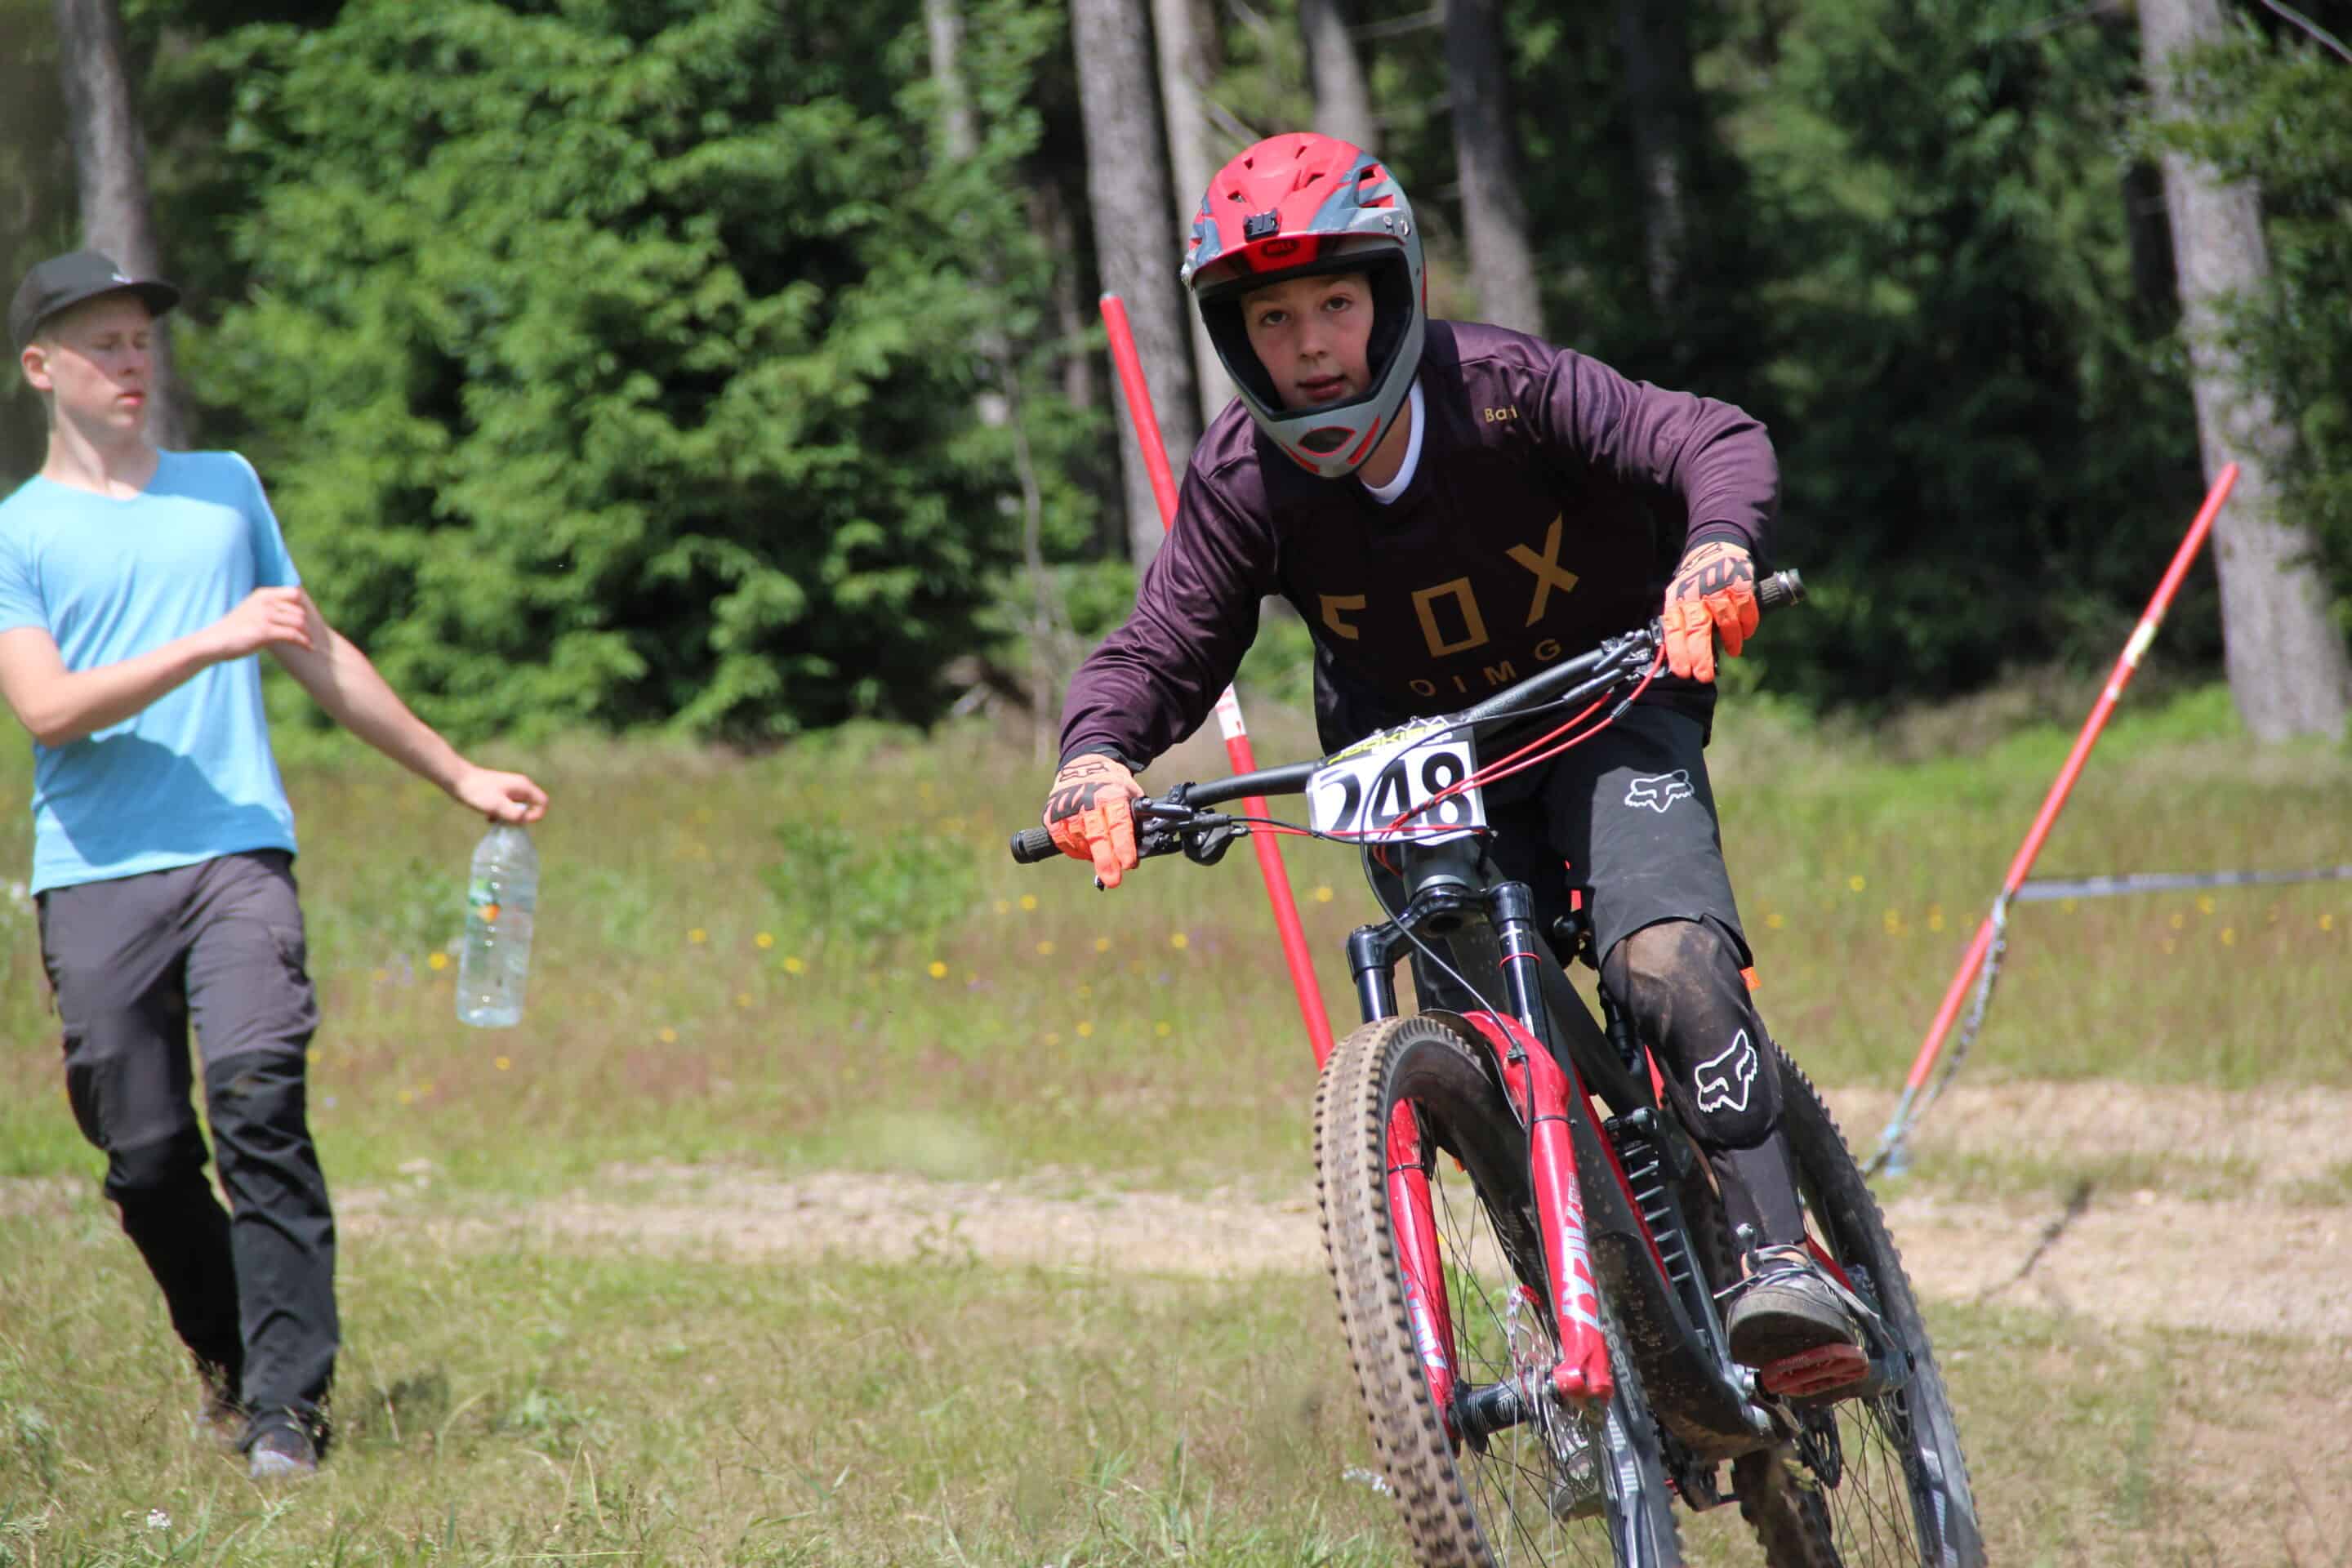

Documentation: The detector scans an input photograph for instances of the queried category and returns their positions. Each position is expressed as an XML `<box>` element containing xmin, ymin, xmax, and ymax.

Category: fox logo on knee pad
<box><xmin>1695</xmin><ymin>1031</ymin><xmax>1760</xmax><ymax>1114</ymax></box>
<box><xmin>1625</xmin><ymin>771</ymin><xmax>1695</xmax><ymax>813</ymax></box>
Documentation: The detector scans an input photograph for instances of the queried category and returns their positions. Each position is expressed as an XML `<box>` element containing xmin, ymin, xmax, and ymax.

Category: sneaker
<box><xmin>1726</xmin><ymin>1245</ymin><xmax>1866</xmax><ymax>1383</ymax></box>
<box><xmin>245</xmin><ymin>1421</ymin><xmax>320</xmax><ymax>1481</ymax></box>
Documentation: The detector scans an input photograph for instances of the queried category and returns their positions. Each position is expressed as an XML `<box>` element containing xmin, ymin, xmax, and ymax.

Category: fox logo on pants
<box><xmin>1695</xmin><ymin>1030</ymin><xmax>1760</xmax><ymax>1114</ymax></box>
<box><xmin>1625</xmin><ymin>770</ymin><xmax>1695</xmax><ymax>813</ymax></box>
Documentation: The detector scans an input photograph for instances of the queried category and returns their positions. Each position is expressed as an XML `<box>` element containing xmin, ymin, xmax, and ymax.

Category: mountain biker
<box><xmin>1041</xmin><ymin>132</ymin><xmax>1861</xmax><ymax>1381</ymax></box>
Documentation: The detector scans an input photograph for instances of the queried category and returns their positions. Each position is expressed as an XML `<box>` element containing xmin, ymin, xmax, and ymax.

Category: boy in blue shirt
<box><xmin>2</xmin><ymin>252</ymin><xmax>550</xmax><ymax>1479</ymax></box>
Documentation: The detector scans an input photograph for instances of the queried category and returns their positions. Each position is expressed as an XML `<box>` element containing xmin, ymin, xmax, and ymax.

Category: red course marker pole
<box><xmin>1874</xmin><ymin>462</ymin><xmax>2241</xmax><ymax>1167</ymax></box>
<box><xmin>1100</xmin><ymin>294</ymin><xmax>1338</xmax><ymax>1068</ymax></box>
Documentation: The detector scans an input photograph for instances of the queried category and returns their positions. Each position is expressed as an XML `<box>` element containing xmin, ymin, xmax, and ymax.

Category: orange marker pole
<box><xmin>1101</xmin><ymin>294</ymin><xmax>1338</xmax><ymax>1067</ymax></box>
<box><xmin>1875</xmin><ymin>462</ymin><xmax>2240</xmax><ymax>1167</ymax></box>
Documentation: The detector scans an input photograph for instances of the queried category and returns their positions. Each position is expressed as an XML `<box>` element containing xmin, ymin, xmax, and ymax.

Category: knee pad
<box><xmin>1601</xmin><ymin>916</ymin><xmax>1780</xmax><ymax>1151</ymax></box>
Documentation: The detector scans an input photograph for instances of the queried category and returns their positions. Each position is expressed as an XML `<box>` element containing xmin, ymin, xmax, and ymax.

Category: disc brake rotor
<box><xmin>1503</xmin><ymin>1284</ymin><xmax>1607</xmax><ymax>1521</ymax></box>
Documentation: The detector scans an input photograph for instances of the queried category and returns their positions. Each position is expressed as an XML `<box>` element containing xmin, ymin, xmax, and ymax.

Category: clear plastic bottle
<box><xmin>456</xmin><ymin>823</ymin><xmax>537</xmax><ymax>1027</ymax></box>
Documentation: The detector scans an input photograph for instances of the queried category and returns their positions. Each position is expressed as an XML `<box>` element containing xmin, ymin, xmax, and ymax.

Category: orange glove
<box><xmin>1045</xmin><ymin>753</ymin><xmax>1143</xmax><ymax>889</ymax></box>
<box><xmin>1662</xmin><ymin>540</ymin><xmax>1759</xmax><ymax>684</ymax></box>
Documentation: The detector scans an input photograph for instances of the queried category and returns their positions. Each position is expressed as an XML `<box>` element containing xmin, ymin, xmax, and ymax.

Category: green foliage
<box><xmin>0</xmin><ymin>0</ymin><xmax>75</xmax><ymax>485</ymax></box>
<box><xmin>760</xmin><ymin>817</ymin><xmax>978</xmax><ymax>959</ymax></box>
<box><xmin>1711</xmin><ymin>0</ymin><xmax>2210</xmax><ymax>706</ymax></box>
<box><xmin>2149</xmin><ymin>24</ymin><xmax>2352</xmax><ymax>610</ymax></box>
<box><xmin>176</xmin><ymin>0</ymin><xmax>1081</xmax><ymax>743</ymax></box>
<box><xmin>23</xmin><ymin>0</ymin><xmax>2338</xmax><ymax>733</ymax></box>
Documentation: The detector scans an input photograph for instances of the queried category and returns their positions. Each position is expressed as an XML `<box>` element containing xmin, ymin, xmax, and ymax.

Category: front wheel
<box><xmin>1314</xmin><ymin>1013</ymin><xmax>1682</xmax><ymax>1567</ymax></box>
<box><xmin>1735</xmin><ymin>1046</ymin><xmax>1985</xmax><ymax>1567</ymax></box>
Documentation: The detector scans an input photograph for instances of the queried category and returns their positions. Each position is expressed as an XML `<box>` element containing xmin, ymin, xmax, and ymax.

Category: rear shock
<box><xmin>1608</xmin><ymin>1108</ymin><xmax>1711</xmax><ymax>1330</ymax></box>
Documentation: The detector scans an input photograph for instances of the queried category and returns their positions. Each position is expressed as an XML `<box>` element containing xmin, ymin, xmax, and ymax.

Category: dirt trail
<box><xmin>10</xmin><ymin>1080</ymin><xmax>2344</xmax><ymax>1340</ymax></box>
<box><xmin>323</xmin><ymin>1081</ymin><xmax>2352</xmax><ymax>1343</ymax></box>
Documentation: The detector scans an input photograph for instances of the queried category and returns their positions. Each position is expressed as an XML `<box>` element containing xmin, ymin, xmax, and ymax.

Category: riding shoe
<box><xmin>1725</xmin><ymin>1245</ymin><xmax>1865</xmax><ymax>1370</ymax></box>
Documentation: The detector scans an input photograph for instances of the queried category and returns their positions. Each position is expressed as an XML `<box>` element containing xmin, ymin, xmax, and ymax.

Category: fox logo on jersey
<box><xmin>1695</xmin><ymin>1031</ymin><xmax>1760</xmax><ymax>1114</ymax></box>
<box><xmin>1625</xmin><ymin>770</ymin><xmax>1695</xmax><ymax>813</ymax></box>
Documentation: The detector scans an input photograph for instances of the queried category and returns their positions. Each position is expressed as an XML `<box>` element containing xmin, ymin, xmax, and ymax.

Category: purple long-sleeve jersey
<box><xmin>1060</xmin><ymin>319</ymin><xmax>1779</xmax><ymax>766</ymax></box>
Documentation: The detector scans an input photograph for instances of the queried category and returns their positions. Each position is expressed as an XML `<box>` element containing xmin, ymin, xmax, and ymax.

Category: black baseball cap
<box><xmin>9</xmin><ymin>250</ymin><xmax>180</xmax><ymax>353</ymax></box>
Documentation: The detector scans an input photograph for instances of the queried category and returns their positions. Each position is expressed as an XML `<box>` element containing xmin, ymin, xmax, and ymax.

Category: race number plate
<box><xmin>1307</xmin><ymin>725</ymin><xmax>1486</xmax><ymax>844</ymax></box>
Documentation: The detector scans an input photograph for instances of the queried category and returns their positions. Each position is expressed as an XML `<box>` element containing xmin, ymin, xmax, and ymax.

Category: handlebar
<box><xmin>1757</xmin><ymin>568</ymin><xmax>1805</xmax><ymax>614</ymax></box>
<box><xmin>1009</xmin><ymin>569</ymin><xmax>1804</xmax><ymax>866</ymax></box>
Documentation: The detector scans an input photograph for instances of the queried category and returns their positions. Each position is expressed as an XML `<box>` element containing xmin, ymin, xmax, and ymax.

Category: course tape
<box><xmin>2015</xmin><ymin>866</ymin><xmax>2352</xmax><ymax>902</ymax></box>
<box><xmin>1869</xmin><ymin>863</ymin><xmax>2352</xmax><ymax>1178</ymax></box>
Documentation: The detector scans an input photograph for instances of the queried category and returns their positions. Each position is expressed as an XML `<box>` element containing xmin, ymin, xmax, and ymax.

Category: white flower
<box><xmin>146</xmin><ymin>1509</ymin><xmax>171</xmax><ymax>1530</ymax></box>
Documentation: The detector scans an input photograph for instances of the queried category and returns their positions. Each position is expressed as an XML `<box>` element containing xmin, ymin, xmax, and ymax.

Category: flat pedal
<box><xmin>1757</xmin><ymin>1342</ymin><xmax>1869</xmax><ymax>1401</ymax></box>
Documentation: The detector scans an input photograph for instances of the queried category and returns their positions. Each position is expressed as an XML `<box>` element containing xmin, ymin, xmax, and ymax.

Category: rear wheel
<box><xmin>1735</xmin><ymin>1046</ymin><xmax>1984</xmax><ymax>1567</ymax></box>
<box><xmin>1314</xmin><ymin>1013</ymin><xmax>1682</xmax><ymax>1567</ymax></box>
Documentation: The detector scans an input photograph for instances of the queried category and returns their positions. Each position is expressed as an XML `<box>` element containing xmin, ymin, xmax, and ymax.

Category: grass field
<box><xmin>2</xmin><ymin>670</ymin><xmax>2348</xmax><ymax>1564</ymax></box>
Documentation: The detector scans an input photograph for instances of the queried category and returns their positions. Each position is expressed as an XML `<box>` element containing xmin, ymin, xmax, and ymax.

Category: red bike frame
<box><xmin>1386</xmin><ymin>1103</ymin><xmax>1462</xmax><ymax>1415</ymax></box>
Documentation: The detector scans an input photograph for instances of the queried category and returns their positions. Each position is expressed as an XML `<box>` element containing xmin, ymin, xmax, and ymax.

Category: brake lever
<box><xmin>1132</xmin><ymin>797</ymin><xmax>1241</xmax><ymax>866</ymax></box>
<box><xmin>1183</xmin><ymin>816</ymin><xmax>1241</xmax><ymax>866</ymax></box>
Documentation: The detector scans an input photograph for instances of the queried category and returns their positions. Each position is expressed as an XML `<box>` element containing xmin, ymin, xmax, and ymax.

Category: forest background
<box><xmin>2</xmin><ymin>0</ymin><xmax>2350</xmax><ymax>750</ymax></box>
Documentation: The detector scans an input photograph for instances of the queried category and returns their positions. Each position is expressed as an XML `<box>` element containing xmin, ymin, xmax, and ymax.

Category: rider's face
<box><xmin>22</xmin><ymin>293</ymin><xmax>154</xmax><ymax>436</ymax></box>
<box><xmin>1241</xmin><ymin>272</ymin><xmax>1375</xmax><ymax>410</ymax></box>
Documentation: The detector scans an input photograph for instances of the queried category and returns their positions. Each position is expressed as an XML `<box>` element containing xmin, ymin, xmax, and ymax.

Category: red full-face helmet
<box><xmin>1180</xmin><ymin>133</ymin><xmax>1428</xmax><ymax>479</ymax></box>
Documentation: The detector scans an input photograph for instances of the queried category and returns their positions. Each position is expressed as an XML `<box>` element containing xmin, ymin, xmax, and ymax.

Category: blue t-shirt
<box><xmin>0</xmin><ymin>451</ymin><xmax>302</xmax><ymax>893</ymax></box>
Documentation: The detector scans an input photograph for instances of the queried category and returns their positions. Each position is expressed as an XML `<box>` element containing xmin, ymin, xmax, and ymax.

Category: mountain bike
<box><xmin>1010</xmin><ymin>572</ymin><xmax>1983</xmax><ymax>1568</ymax></box>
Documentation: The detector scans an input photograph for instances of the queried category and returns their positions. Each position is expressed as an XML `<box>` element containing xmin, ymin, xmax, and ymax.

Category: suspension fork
<box><xmin>1387</xmin><ymin>1104</ymin><xmax>1459</xmax><ymax>1419</ymax></box>
<box><xmin>1348</xmin><ymin>915</ymin><xmax>1462</xmax><ymax>1425</ymax></box>
<box><xmin>1348</xmin><ymin>879</ymin><xmax>1615</xmax><ymax>1415</ymax></box>
<box><xmin>1485</xmin><ymin>881</ymin><xmax>1613</xmax><ymax>1407</ymax></box>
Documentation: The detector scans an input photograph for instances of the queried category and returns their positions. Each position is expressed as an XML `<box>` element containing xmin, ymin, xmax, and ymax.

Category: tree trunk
<box><xmin>2140</xmin><ymin>0</ymin><xmax>2352</xmax><ymax>741</ymax></box>
<box><xmin>1299</xmin><ymin>0</ymin><xmax>1378</xmax><ymax>152</ymax></box>
<box><xmin>1031</xmin><ymin>180</ymin><xmax>1098</xmax><ymax>420</ymax></box>
<box><xmin>924</xmin><ymin>0</ymin><xmax>978</xmax><ymax>159</ymax></box>
<box><xmin>1150</xmin><ymin>0</ymin><xmax>1232</xmax><ymax>426</ymax></box>
<box><xmin>929</xmin><ymin>0</ymin><xmax>1075</xmax><ymax>752</ymax></box>
<box><xmin>1443</xmin><ymin>0</ymin><xmax>1544</xmax><ymax>336</ymax></box>
<box><xmin>1616</xmin><ymin>0</ymin><xmax>1693</xmax><ymax>315</ymax></box>
<box><xmin>52</xmin><ymin>0</ymin><xmax>189</xmax><ymax>449</ymax></box>
<box><xmin>1068</xmin><ymin>0</ymin><xmax>1199</xmax><ymax>566</ymax></box>
<box><xmin>924</xmin><ymin>0</ymin><xmax>1015</xmax><ymax>430</ymax></box>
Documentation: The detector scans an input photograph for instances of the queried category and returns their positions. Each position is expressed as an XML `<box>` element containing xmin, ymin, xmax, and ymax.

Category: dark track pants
<box><xmin>37</xmin><ymin>850</ymin><xmax>336</xmax><ymax>1439</ymax></box>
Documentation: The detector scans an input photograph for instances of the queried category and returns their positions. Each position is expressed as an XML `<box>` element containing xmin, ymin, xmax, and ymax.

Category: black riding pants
<box><xmin>37</xmin><ymin>850</ymin><xmax>336</xmax><ymax>1438</ymax></box>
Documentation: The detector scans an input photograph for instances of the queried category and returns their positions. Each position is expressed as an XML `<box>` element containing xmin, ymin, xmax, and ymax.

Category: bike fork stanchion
<box><xmin>1873</xmin><ymin>461</ymin><xmax>2241</xmax><ymax>1174</ymax></box>
<box><xmin>1101</xmin><ymin>293</ymin><xmax>1337</xmax><ymax>1069</ymax></box>
<box><xmin>1479</xmin><ymin>885</ymin><xmax>1613</xmax><ymax>1405</ymax></box>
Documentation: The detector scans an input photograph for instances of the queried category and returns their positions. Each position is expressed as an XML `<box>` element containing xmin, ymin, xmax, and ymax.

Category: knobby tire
<box><xmin>1314</xmin><ymin>1013</ymin><xmax>1682</xmax><ymax>1568</ymax></box>
<box><xmin>1732</xmin><ymin>1045</ymin><xmax>1986</xmax><ymax>1568</ymax></box>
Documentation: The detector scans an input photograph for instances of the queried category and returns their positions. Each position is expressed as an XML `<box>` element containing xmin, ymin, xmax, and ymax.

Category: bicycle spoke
<box><xmin>1737</xmin><ymin>1048</ymin><xmax>1983</xmax><ymax>1567</ymax></box>
<box><xmin>1428</xmin><ymin>1156</ymin><xmax>1623</xmax><ymax>1566</ymax></box>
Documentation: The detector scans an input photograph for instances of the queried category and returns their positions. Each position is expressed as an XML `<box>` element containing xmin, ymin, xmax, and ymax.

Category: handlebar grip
<box><xmin>1009</xmin><ymin>825</ymin><xmax>1060</xmax><ymax>865</ymax></box>
<box><xmin>1756</xmin><ymin>568</ymin><xmax>1804</xmax><ymax>613</ymax></box>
